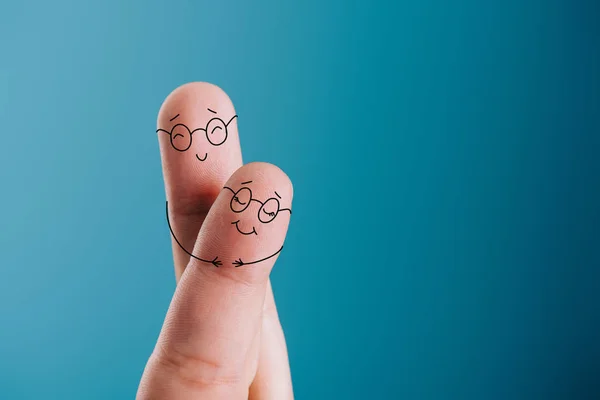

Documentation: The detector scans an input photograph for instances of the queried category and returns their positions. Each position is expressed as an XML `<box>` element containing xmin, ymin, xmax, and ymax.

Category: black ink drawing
<box><xmin>156</xmin><ymin>109</ymin><xmax>238</xmax><ymax>162</ymax></box>
<box><xmin>223</xmin><ymin>181</ymin><xmax>291</xmax><ymax>267</ymax></box>
<box><xmin>165</xmin><ymin>201</ymin><xmax>222</xmax><ymax>267</ymax></box>
<box><xmin>231</xmin><ymin>247</ymin><xmax>283</xmax><ymax>268</ymax></box>
<box><xmin>165</xmin><ymin>182</ymin><xmax>292</xmax><ymax>268</ymax></box>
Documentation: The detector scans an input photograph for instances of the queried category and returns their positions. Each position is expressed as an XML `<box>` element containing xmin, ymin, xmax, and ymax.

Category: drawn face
<box><xmin>224</xmin><ymin>181</ymin><xmax>292</xmax><ymax>237</ymax></box>
<box><xmin>156</xmin><ymin>108</ymin><xmax>238</xmax><ymax>162</ymax></box>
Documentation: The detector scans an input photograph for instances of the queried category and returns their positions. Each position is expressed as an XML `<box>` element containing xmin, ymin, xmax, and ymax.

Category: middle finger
<box><xmin>157</xmin><ymin>82</ymin><xmax>243</xmax><ymax>279</ymax></box>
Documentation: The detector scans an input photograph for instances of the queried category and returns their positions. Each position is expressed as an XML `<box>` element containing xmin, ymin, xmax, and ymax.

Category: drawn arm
<box><xmin>232</xmin><ymin>246</ymin><xmax>283</xmax><ymax>268</ymax></box>
<box><xmin>165</xmin><ymin>201</ymin><xmax>222</xmax><ymax>267</ymax></box>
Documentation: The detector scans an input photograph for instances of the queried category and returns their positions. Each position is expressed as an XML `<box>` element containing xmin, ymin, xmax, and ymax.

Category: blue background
<box><xmin>1</xmin><ymin>0</ymin><xmax>599</xmax><ymax>399</ymax></box>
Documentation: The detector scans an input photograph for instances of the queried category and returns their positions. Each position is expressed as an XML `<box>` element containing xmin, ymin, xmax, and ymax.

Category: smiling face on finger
<box><xmin>156</xmin><ymin>109</ymin><xmax>238</xmax><ymax>163</ymax></box>
<box><xmin>220</xmin><ymin>177</ymin><xmax>292</xmax><ymax>267</ymax></box>
<box><xmin>224</xmin><ymin>181</ymin><xmax>292</xmax><ymax>238</ymax></box>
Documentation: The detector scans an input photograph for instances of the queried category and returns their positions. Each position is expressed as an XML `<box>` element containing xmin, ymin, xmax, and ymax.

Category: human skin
<box><xmin>136</xmin><ymin>82</ymin><xmax>294</xmax><ymax>399</ymax></box>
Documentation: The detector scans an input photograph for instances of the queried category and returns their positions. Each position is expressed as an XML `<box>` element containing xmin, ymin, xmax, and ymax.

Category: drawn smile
<box><xmin>231</xmin><ymin>220</ymin><xmax>257</xmax><ymax>235</ymax></box>
<box><xmin>196</xmin><ymin>153</ymin><xmax>208</xmax><ymax>162</ymax></box>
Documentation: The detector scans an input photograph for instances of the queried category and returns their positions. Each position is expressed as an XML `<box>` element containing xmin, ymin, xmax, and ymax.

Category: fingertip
<box><xmin>157</xmin><ymin>82</ymin><xmax>234</xmax><ymax>127</ymax></box>
<box><xmin>188</xmin><ymin>162</ymin><xmax>294</xmax><ymax>282</ymax></box>
<box><xmin>225</xmin><ymin>162</ymin><xmax>294</xmax><ymax>204</ymax></box>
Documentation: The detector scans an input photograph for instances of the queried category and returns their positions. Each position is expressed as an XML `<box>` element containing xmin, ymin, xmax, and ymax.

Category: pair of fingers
<box><xmin>137</xmin><ymin>82</ymin><xmax>294</xmax><ymax>399</ymax></box>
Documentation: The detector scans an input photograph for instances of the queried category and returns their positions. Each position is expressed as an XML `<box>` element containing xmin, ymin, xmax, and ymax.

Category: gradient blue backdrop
<box><xmin>1</xmin><ymin>1</ymin><xmax>599</xmax><ymax>399</ymax></box>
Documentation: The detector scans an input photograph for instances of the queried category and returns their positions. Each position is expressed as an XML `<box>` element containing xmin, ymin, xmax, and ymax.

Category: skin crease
<box><xmin>137</xmin><ymin>82</ymin><xmax>294</xmax><ymax>400</ymax></box>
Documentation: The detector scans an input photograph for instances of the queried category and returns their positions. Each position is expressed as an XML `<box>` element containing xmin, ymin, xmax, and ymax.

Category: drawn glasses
<box><xmin>158</xmin><ymin>115</ymin><xmax>237</xmax><ymax>152</ymax></box>
<box><xmin>228</xmin><ymin>187</ymin><xmax>292</xmax><ymax>224</ymax></box>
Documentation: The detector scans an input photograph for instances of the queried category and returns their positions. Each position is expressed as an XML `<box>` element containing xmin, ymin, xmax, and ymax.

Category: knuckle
<box><xmin>152</xmin><ymin>341</ymin><xmax>244</xmax><ymax>390</ymax></box>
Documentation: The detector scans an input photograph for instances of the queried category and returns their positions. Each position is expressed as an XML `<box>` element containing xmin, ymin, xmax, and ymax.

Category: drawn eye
<box><xmin>169</xmin><ymin>124</ymin><xmax>192</xmax><ymax>152</ymax></box>
<box><xmin>231</xmin><ymin>188</ymin><xmax>251</xmax><ymax>213</ymax></box>
<box><xmin>206</xmin><ymin>118</ymin><xmax>228</xmax><ymax>146</ymax></box>
<box><xmin>233</xmin><ymin>196</ymin><xmax>246</xmax><ymax>205</ymax></box>
<box><xmin>258</xmin><ymin>198</ymin><xmax>280</xmax><ymax>224</ymax></box>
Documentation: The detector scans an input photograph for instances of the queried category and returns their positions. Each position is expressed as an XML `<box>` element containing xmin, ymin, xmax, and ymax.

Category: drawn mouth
<box><xmin>231</xmin><ymin>220</ymin><xmax>257</xmax><ymax>235</ymax></box>
<box><xmin>196</xmin><ymin>153</ymin><xmax>208</xmax><ymax>162</ymax></box>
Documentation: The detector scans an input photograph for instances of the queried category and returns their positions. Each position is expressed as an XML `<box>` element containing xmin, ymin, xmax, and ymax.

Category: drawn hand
<box><xmin>232</xmin><ymin>258</ymin><xmax>244</xmax><ymax>267</ymax></box>
<box><xmin>138</xmin><ymin>83</ymin><xmax>294</xmax><ymax>400</ymax></box>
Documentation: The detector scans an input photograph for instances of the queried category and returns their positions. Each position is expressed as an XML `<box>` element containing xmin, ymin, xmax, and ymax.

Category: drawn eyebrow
<box><xmin>274</xmin><ymin>191</ymin><xmax>281</xmax><ymax>199</ymax></box>
<box><xmin>207</xmin><ymin>108</ymin><xmax>217</xmax><ymax>114</ymax></box>
<box><xmin>169</xmin><ymin>114</ymin><xmax>180</xmax><ymax>122</ymax></box>
<box><xmin>241</xmin><ymin>180</ymin><xmax>252</xmax><ymax>185</ymax></box>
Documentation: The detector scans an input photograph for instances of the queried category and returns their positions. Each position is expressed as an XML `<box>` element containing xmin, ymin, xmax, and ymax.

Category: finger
<box><xmin>157</xmin><ymin>82</ymin><xmax>242</xmax><ymax>279</ymax></box>
<box><xmin>155</xmin><ymin>82</ymin><xmax>293</xmax><ymax>397</ymax></box>
<box><xmin>156</xmin><ymin>82</ymin><xmax>293</xmax><ymax>397</ymax></box>
<box><xmin>249</xmin><ymin>280</ymin><xmax>295</xmax><ymax>400</ymax></box>
<box><xmin>138</xmin><ymin>162</ymin><xmax>293</xmax><ymax>399</ymax></box>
